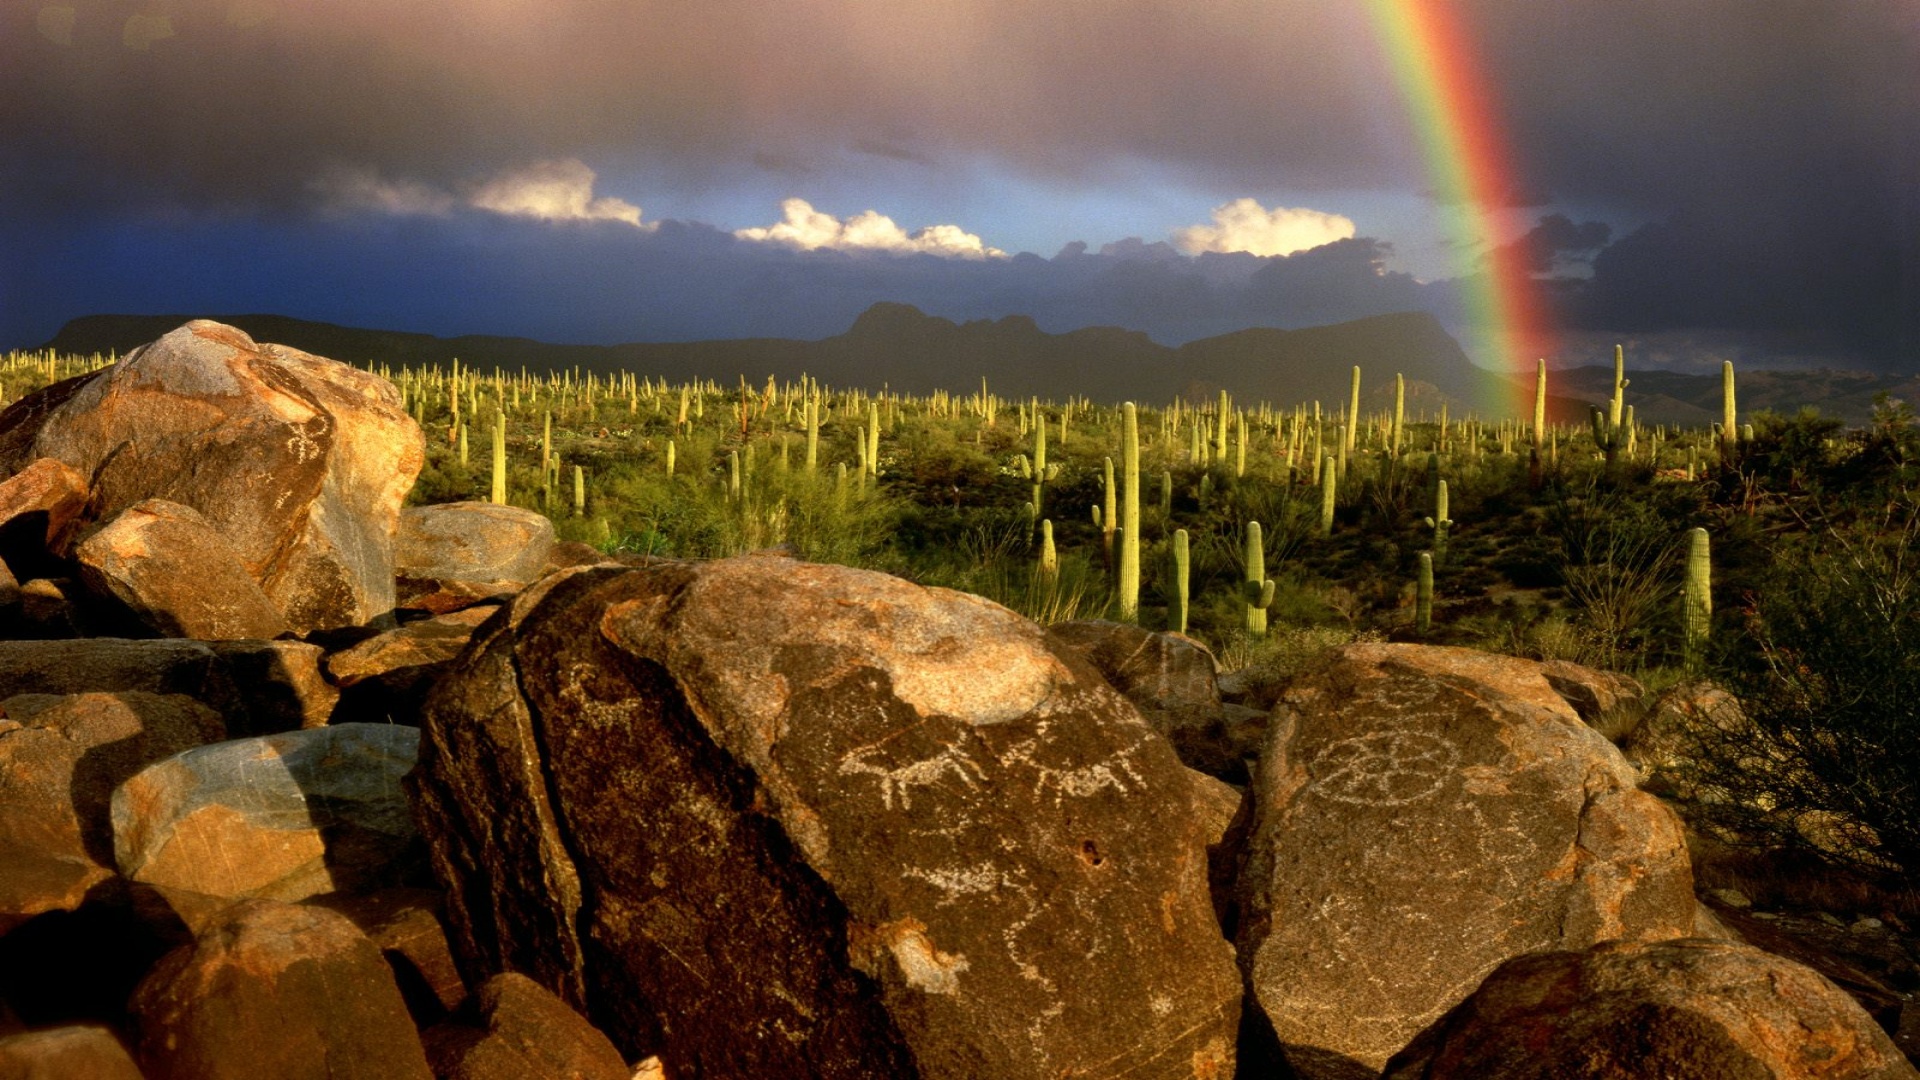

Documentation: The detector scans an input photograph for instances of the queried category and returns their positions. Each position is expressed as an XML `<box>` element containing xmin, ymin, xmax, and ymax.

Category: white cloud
<box><xmin>1172</xmin><ymin>198</ymin><xmax>1356</xmax><ymax>257</ymax></box>
<box><xmin>314</xmin><ymin>158</ymin><xmax>651</xmax><ymax>229</ymax></box>
<box><xmin>469</xmin><ymin>159</ymin><xmax>649</xmax><ymax>228</ymax></box>
<box><xmin>735</xmin><ymin>198</ymin><xmax>1005</xmax><ymax>259</ymax></box>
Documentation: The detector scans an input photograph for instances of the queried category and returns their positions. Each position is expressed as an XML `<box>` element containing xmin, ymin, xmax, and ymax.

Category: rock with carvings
<box><xmin>0</xmin><ymin>320</ymin><xmax>423</xmax><ymax>633</ymax></box>
<box><xmin>409</xmin><ymin>553</ymin><xmax>1242</xmax><ymax>1079</ymax></box>
<box><xmin>1383</xmin><ymin>937</ymin><xmax>1920</xmax><ymax>1079</ymax></box>
<box><xmin>1236</xmin><ymin>643</ymin><xmax>1698</xmax><ymax>1080</ymax></box>
<box><xmin>111</xmin><ymin>723</ymin><xmax>422</xmax><ymax>931</ymax></box>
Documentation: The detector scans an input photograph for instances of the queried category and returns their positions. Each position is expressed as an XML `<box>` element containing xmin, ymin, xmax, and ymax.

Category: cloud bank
<box><xmin>734</xmin><ymin>199</ymin><xmax>1003</xmax><ymax>259</ymax></box>
<box><xmin>1173</xmin><ymin>199</ymin><xmax>1357</xmax><ymax>257</ymax></box>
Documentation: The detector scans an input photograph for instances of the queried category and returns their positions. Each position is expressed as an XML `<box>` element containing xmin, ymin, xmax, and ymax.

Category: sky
<box><xmin>2</xmin><ymin>0</ymin><xmax>1916</xmax><ymax>378</ymax></box>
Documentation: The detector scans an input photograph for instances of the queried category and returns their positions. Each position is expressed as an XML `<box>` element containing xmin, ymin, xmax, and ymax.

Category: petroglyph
<box><xmin>836</xmin><ymin>742</ymin><xmax>986</xmax><ymax>811</ymax></box>
<box><xmin>1305</xmin><ymin>729</ymin><xmax>1459</xmax><ymax>806</ymax></box>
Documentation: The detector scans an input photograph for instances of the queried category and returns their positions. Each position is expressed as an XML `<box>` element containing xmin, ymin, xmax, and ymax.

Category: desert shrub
<box><xmin>1679</xmin><ymin>497</ymin><xmax>1920</xmax><ymax>875</ymax></box>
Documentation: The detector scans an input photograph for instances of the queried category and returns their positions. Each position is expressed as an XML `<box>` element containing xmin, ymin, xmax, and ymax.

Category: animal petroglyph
<box><xmin>836</xmin><ymin>743</ymin><xmax>986</xmax><ymax>812</ymax></box>
<box><xmin>1306</xmin><ymin>730</ymin><xmax>1459</xmax><ymax>806</ymax></box>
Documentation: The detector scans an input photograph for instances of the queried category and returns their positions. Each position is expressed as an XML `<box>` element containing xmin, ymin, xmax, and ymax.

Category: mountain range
<box><xmin>37</xmin><ymin>307</ymin><xmax>1920</xmax><ymax>426</ymax></box>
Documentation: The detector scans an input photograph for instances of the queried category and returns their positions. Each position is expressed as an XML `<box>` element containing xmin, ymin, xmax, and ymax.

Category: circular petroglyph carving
<box><xmin>1306</xmin><ymin>730</ymin><xmax>1458</xmax><ymax>806</ymax></box>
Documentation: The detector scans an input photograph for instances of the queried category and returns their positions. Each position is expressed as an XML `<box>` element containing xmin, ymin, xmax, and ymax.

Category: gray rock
<box><xmin>1237</xmin><ymin>643</ymin><xmax>1697</xmax><ymax>1079</ymax></box>
<box><xmin>112</xmin><ymin>723</ymin><xmax>421</xmax><ymax>931</ymax></box>
<box><xmin>395</xmin><ymin>502</ymin><xmax>555</xmax><ymax>612</ymax></box>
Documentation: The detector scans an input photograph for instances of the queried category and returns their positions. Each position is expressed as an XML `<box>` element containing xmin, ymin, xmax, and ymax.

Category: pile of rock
<box><xmin>0</xmin><ymin>321</ymin><xmax>1911</xmax><ymax>1078</ymax></box>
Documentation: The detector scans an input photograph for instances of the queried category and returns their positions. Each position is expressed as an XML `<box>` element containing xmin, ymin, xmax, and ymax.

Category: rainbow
<box><xmin>1364</xmin><ymin>0</ymin><xmax>1549</xmax><ymax>417</ymax></box>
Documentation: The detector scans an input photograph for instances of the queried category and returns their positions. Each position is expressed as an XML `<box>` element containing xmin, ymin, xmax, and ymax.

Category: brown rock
<box><xmin>544</xmin><ymin>539</ymin><xmax>606</xmax><ymax>573</ymax></box>
<box><xmin>112</xmin><ymin>724</ymin><xmax>422</xmax><ymax>931</ymax></box>
<box><xmin>13</xmin><ymin>578</ymin><xmax>81</xmax><ymax>639</ymax></box>
<box><xmin>313</xmin><ymin>887</ymin><xmax>468</xmax><ymax>1026</ymax></box>
<box><xmin>0</xmin><ymin>1024</ymin><xmax>143</xmax><ymax>1080</ymax></box>
<box><xmin>75</xmin><ymin>499</ymin><xmax>292</xmax><ymax>640</ymax></box>
<box><xmin>1238</xmin><ymin>643</ymin><xmax>1696</xmax><ymax>1079</ymax></box>
<box><xmin>423</xmin><ymin>972</ymin><xmax>630</xmax><ymax>1080</ymax></box>
<box><xmin>395</xmin><ymin>503</ymin><xmax>555</xmax><ymax>612</ymax></box>
<box><xmin>410</xmin><ymin>556</ymin><xmax>1242</xmax><ymax>1078</ymax></box>
<box><xmin>0</xmin><ymin>691</ymin><xmax>224</xmax><ymax>930</ymax></box>
<box><xmin>1540</xmin><ymin>659</ymin><xmax>1650</xmax><ymax>743</ymax></box>
<box><xmin>325</xmin><ymin>605</ymin><xmax>497</xmax><ymax>723</ymax></box>
<box><xmin>0</xmin><ymin>638</ymin><xmax>333</xmax><ymax>736</ymax></box>
<box><xmin>129</xmin><ymin>899</ymin><xmax>433</xmax><ymax>1080</ymax></box>
<box><xmin>0</xmin><ymin>457</ymin><xmax>89</xmax><ymax>578</ymax></box>
<box><xmin>1047</xmin><ymin>619</ymin><xmax>1264</xmax><ymax>781</ymax></box>
<box><xmin>0</xmin><ymin>321</ymin><xmax>423</xmax><ymax>633</ymax></box>
<box><xmin>1383</xmin><ymin>938</ymin><xmax>1920</xmax><ymax>1080</ymax></box>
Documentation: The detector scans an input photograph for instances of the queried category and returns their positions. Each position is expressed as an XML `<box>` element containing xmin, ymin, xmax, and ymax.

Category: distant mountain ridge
<box><xmin>38</xmin><ymin>307</ymin><xmax>1919</xmax><ymax>424</ymax></box>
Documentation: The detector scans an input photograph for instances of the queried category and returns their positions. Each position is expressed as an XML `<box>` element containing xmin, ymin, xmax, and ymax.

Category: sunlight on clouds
<box><xmin>314</xmin><ymin>166</ymin><xmax>458</xmax><ymax>217</ymax></box>
<box><xmin>469</xmin><ymin>160</ymin><xmax>649</xmax><ymax>228</ymax></box>
<box><xmin>736</xmin><ymin>199</ymin><xmax>1005</xmax><ymax>259</ymax></box>
<box><xmin>1173</xmin><ymin>198</ymin><xmax>1356</xmax><ymax>257</ymax></box>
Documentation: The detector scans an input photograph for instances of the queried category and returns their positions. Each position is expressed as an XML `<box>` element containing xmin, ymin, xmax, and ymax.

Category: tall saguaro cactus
<box><xmin>1683</xmin><ymin>527</ymin><xmax>1712</xmax><ymax>664</ymax></box>
<box><xmin>1319</xmin><ymin>454</ymin><xmax>1337</xmax><ymax>536</ymax></box>
<box><xmin>1425</xmin><ymin>479</ymin><xmax>1454</xmax><ymax>564</ymax></box>
<box><xmin>1721</xmin><ymin>360</ymin><xmax>1738</xmax><ymax>456</ymax></box>
<box><xmin>489</xmin><ymin>410</ymin><xmax>507</xmax><ymax>506</ymax></box>
<box><xmin>1416</xmin><ymin>552</ymin><xmax>1434</xmax><ymax>636</ymax></box>
<box><xmin>1243</xmin><ymin>520</ymin><xmax>1276</xmax><ymax>637</ymax></box>
<box><xmin>1346</xmin><ymin>366</ymin><xmax>1361</xmax><ymax>458</ymax></box>
<box><xmin>1167</xmin><ymin>529</ymin><xmax>1190</xmax><ymax>634</ymax></box>
<box><xmin>1533</xmin><ymin>359</ymin><xmax>1547</xmax><ymax>449</ymax></box>
<box><xmin>1118</xmin><ymin>403</ymin><xmax>1141</xmax><ymax>623</ymax></box>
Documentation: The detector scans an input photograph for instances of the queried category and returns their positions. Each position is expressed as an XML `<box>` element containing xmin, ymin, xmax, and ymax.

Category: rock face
<box><xmin>0</xmin><ymin>1024</ymin><xmax>144</xmax><ymax>1080</ymax></box>
<box><xmin>112</xmin><ymin>723</ymin><xmax>421</xmax><ymax>930</ymax></box>
<box><xmin>0</xmin><ymin>456</ymin><xmax>89</xmax><ymax>579</ymax></box>
<box><xmin>1237</xmin><ymin>643</ymin><xmax>1697</xmax><ymax>1079</ymax></box>
<box><xmin>0</xmin><ymin>637</ymin><xmax>336</xmax><ymax>735</ymax></box>
<box><xmin>325</xmin><ymin>604</ymin><xmax>498</xmax><ymax>723</ymax></box>
<box><xmin>75</xmin><ymin>499</ymin><xmax>292</xmax><ymax>640</ymax></box>
<box><xmin>0</xmin><ymin>320</ymin><xmax>423</xmax><ymax>632</ymax></box>
<box><xmin>423</xmin><ymin>972</ymin><xmax>631</xmax><ymax>1080</ymax></box>
<box><xmin>1383</xmin><ymin>938</ymin><xmax>1920</xmax><ymax>1080</ymax></box>
<box><xmin>395</xmin><ymin>502</ymin><xmax>555</xmax><ymax>613</ymax></box>
<box><xmin>1047</xmin><ymin>619</ymin><xmax>1264</xmax><ymax>781</ymax></box>
<box><xmin>410</xmin><ymin>554</ymin><xmax>1241</xmax><ymax>1079</ymax></box>
<box><xmin>0</xmin><ymin>691</ymin><xmax>225</xmax><ymax>929</ymax></box>
<box><xmin>128</xmin><ymin>899</ymin><xmax>433</xmax><ymax>1080</ymax></box>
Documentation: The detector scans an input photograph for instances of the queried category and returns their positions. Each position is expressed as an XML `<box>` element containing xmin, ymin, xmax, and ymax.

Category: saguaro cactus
<box><xmin>1416</xmin><ymin>552</ymin><xmax>1434</xmax><ymax>636</ymax></box>
<box><xmin>1038</xmin><ymin>519</ymin><xmax>1058</xmax><ymax>580</ymax></box>
<box><xmin>1346</xmin><ymin>366</ymin><xmax>1361</xmax><ymax>458</ymax></box>
<box><xmin>1118</xmin><ymin>403</ymin><xmax>1141</xmax><ymax>623</ymax></box>
<box><xmin>1721</xmin><ymin>360</ymin><xmax>1738</xmax><ymax>456</ymax></box>
<box><xmin>572</xmin><ymin>464</ymin><xmax>586</xmax><ymax>517</ymax></box>
<box><xmin>490</xmin><ymin>410</ymin><xmax>507</xmax><ymax>505</ymax></box>
<box><xmin>1319</xmin><ymin>454</ymin><xmax>1337</xmax><ymax>536</ymax></box>
<box><xmin>1243</xmin><ymin>520</ymin><xmax>1276</xmax><ymax>637</ymax></box>
<box><xmin>1167</xmin><ymin>529</ymin><xmax>1190</xmax><ymax>634</ymax></box>
<box><xmin>1683</xmin><ymin>527</ymin><xmax>1712</xmax><ymax>663</ymax></box>
<box><xmin>1425</xmin><ymin>479</ymin><xmax>1454</xmax><ymax>564</ymax></box>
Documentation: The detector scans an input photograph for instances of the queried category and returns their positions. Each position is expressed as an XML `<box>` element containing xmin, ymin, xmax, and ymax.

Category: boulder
<box><xmin>1047</xmin><ymin>619</ymin><xmax>1264</xmax><ymax>781</ymax></box>
<box><xmin>0</xmin><ymin>1024</ymin><xmax>144</xmax><ymax>1080</ymax></box>
<box><xmin>112</xmin><ymin>724</ymin><xmax>422</xmax><ymax>931</ymax></box>
<box><xmin>313</xmin><ymin>887</ymin><xmax>468</xmax><ymax>1027</ymax></box>
<box><xmin>395</xmin><ymin>503</ymin><xmax>555</xmax><ymax>612</ymax></box>
<box><xmin>128</xmin><ymin>899</ymin><xmax>433</xmax><ymax>1080</ymax></box>
<box><xmin>0</xmin><ymin>457</ymin><xmax>89</xmax><ymax>578</ymax></box>
<box><xmin>1383</xmin><ymin>938</ymin><xmax>1919</xmax><ymax>1079</ymax></box>
<box><xmin>1540</xmin><ymin>659</ymin><xmax>1648</xmax><ymax>744</ymax></box>
<box><xmin>75</xmin><ymin>499</ymin><xmax>291</xmax><ymax>640</ymax></box>
<box><xmin>0</xmin><ymin>638</ymin><xmax>335</xmax><ymax>735</ymax></box>
<box><xmin>422</xmin><ymin>972</ymin><xmax>631</xmax><ymax>1080</ymax></box>
<box><xmin>325</xmin><ymin>604</ymin><xmax>498</xmax><ymax>723</ymax></box>
<box><xmin>410</xmin><ymin>555</ymin><xmax>1242</xmax><ymax>1078</ymax></box>
<box><xmin>0</xmin><ymin>320</ymin><xmax>423</xmax><ymax>633</ymax></box>
<box><xmin>0</xmin><ymin>691</ymin><xmax>225</xmax><ymax>929</ymax></box>
<box><xmin>12</xmin><ymin>578</ymin><xmax>82</xmax><ymax>638</ymax></box>
<box><xmin>1237</xmin><ymin>643</ymin><xmax>1696</xmax><ymax>1079</ymax></box>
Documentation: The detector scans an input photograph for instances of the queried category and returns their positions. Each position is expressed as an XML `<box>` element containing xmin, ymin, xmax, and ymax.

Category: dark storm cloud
<box><xmin>1494</xmin><ymin>215</ymin><xmax>1611</xmax><ymax>275</ymax></box>
<box><xmin>3</xmin><ymin>0</ymin><xmax>1915</xmax><ymax>366</ymax></box>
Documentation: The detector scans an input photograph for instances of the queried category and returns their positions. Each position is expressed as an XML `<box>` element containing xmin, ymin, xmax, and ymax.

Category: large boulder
<box><xmin>128</xmin><ymin>898</ymin><xmax>433</xmax><ymax>1080</ymax></box>
<box><xmin>1383</xmin><ymin>938</ymin><xmax>1919</xmax><ymax>1079</ymax></box>
<box><xmin>0</xmin><ymin>691</ymin><xmax>225</xmax><ymax>929</ymax></box>
<box><xmin>395</xmin><ymin>502</ymin><xmax>555</xmax><ymax>613</ymax></box>
<box><xmin>75</xmin><ymin>498</ymin><xmax>292</xmax><ymax>640</ymax></box>
<box><xmin>112</xmin><ymin>723</ymin><xmax>422</xmax><ymax>931</ymax></box>
<box><xmin>0</xmin><ymin>320</ymin><xmax>423</xmax><ymax>633</ymax></box>
<box><xmin>1237</xmin><ymin>643</ymin><xmax>1697</xmax><ymax>1079</ymax></box>
<box><xmin>0</xmin><ymin>1025</ymin><xmax>144</xmax><ymax>1080</ymax></box>
<box><xmin>325</xmin><ymin>603</ymin><xmax>498</xmax><ymax>723</ymax></box>
<box><xmin>0</xmin><ymin>457</ymin><xmax>88</xmax><ymax>579</ymax></box>
<box><xmin>423</xmin><ymin>972</ymin><xmax>631</xmax><ymax>1080</ymax></box>
<box><xmin>410</xmin><ymin>554</ymin><xmax>1242</xmax><ymax>1079</ymax></box>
